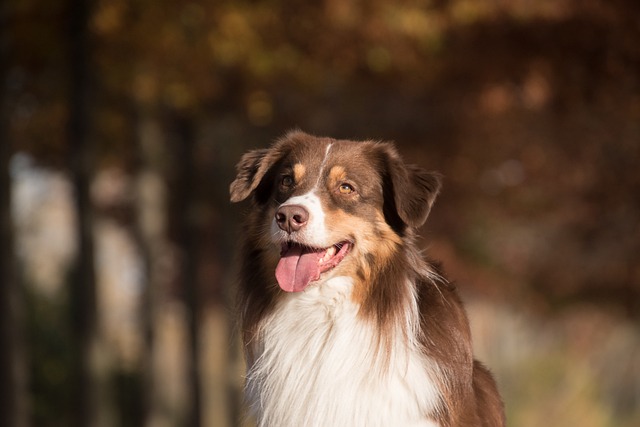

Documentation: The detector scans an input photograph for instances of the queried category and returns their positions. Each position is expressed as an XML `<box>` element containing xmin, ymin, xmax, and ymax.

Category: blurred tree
<box><xmin>1</xmin><ymin>2</ymin><xmax>28</xmax><ymax>426</ymax></box>
<box><xmin>167</xmin><ymin>113</ymin><xmax>202</xmax><ymax>427</ymax></box>
<box><xmin>66</xmin><ymin>0</ymin><xmax>111</xmax><ymax>426</ymax></box>
<box><xmin>132</xmin><ymin>109</ymin><xmax>171</xmax><ymax>427</ymax></box>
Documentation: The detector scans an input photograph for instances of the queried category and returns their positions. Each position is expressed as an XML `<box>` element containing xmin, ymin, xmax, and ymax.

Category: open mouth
<box><xmin>275</xmin><ymin>241</ymin><xmax>352</xmax><ymax>292</ymax></box>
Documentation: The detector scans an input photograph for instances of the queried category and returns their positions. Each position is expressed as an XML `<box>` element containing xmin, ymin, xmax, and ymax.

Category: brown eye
<box><xmin>281</xmin><ymin>175</ymin><xmax>294</xmax><ymax>187</ymax></box>
<box><xmin>338</xmin><ymin>183</ymin><xmax>354</xmax><ymax>194</ymax></box>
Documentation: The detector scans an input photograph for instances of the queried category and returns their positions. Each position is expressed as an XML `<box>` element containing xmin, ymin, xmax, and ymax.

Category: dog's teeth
<box><xmin>320</xmin><ymin>246</ymin><xmax>336</xmax><ymax>263</ymax></box>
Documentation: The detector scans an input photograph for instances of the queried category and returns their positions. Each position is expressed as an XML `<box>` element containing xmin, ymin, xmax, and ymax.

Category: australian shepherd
<box><xmin>230</xmin><ymin>131</ymin><xmax>505</xmax><ymax>427</ymax></box>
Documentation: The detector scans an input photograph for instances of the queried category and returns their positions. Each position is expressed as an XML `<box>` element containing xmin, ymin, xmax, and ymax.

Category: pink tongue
<box><xmin>275</xmin><ymin>245</ymin><xmax>324</xmax><ymax>292</ymax></box>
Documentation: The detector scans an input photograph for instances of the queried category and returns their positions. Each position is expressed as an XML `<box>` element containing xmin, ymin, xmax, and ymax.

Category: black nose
<box><xmin>275</xmin><ymin>205</ymin><xmax>309</xmax><ymax>233</ymax></box>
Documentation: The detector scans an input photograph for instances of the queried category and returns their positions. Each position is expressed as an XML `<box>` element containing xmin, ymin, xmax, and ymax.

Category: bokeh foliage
<box><xmin>2</xmin><ymin>0</ymin><xmax>639</xmax><ymax>426</ymax></box>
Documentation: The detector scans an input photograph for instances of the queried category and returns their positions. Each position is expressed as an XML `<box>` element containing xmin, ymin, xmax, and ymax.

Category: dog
<box><xmin>230</xmin><ymin>131</ymin><xmax>505</xmax><ymax>427</ymax></box>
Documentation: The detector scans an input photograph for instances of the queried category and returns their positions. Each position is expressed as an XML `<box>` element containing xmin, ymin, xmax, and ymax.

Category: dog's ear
<box><xmin>229</xmin><ymin>148</ymin><xmax>271</xmax><ymax>203</ymax></box>
<box><xmin>376</xmin><ymin>143</ymin><xmax>441</xmax><ymax>231</ymax></box>
<box><xmin>230</xmin><ymin>135</ymin><xmax>298</xmax><ymax>204</ymax></box>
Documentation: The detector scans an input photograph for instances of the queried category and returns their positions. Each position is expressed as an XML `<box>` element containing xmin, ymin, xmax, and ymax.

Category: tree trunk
<box><xmin>67</xmin><ymin>0</ymin><xmax>102</xmax><ymax>426</ymax></box>
<box><xmin>170</xmin><ymin>114</ymin><xmax>202</xmax><ymax>427</ymax></box>
<box><xmin>132</xmin><ymin>109</ymin><xmax>171</xmax><ymax>427</ymax></box>
<box><xmin>0</xmin><ymin>2</ymin><xmax>28</xmax><ymax>425</ymax></box>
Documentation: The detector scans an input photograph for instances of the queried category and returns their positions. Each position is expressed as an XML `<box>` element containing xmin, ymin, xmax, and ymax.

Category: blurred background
<box><xmin>1</xmin><ymin>0</ymin><xmax>639</xmax><ymax>426</ymax></box>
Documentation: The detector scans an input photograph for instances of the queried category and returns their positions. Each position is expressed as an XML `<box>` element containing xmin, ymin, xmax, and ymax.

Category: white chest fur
<box><xmin>245</xmin><ymin>277</ymin><xmax>442</xmax><ymax>427</ymax></box>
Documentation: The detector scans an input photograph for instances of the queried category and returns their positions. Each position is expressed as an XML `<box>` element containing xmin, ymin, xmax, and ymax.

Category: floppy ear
<box><xmin>377</xmin><ymin>143</ymin><xmax>442</xmax><ymax>231</ymax></box>
<box><xmin>229</xmin><ymin>148</ymin><xmax>270</xmax><ymax>203</ymax></box>
<box><xmin>230</xmin><ymin>136</ymin><xmax>297</xmax><ymax>203</ymax></box>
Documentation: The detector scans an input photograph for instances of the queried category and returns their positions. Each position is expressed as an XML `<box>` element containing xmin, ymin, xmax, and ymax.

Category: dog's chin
<box><xmin>274</xmin><ymin>240</ymin><xmax>352</xmax><ymax>292</ymax></box>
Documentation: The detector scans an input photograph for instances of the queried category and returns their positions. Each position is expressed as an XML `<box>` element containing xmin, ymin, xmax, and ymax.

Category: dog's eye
<box><xmin>338</xmin><ymin>183</ymin><xmax>354</xmax><ymax>194</ymax></box>
<box><xmin>281</xmin><ymin>175</ymin><xmax>294</xmax><ymax>187</ymax></box>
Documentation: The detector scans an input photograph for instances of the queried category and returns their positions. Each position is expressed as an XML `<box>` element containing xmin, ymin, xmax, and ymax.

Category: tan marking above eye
<box><xmin>329</xmin><ymin>165</ymin><xmax>346</xmax><ymax>183</ymax></box>
<box><xmin>293</xmin><ymin>163</ymin><xmax>306</xmax><ymax>182</ymax></box>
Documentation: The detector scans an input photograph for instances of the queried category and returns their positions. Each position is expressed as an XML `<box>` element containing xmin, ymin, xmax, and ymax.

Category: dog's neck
<box><xmin>245</xmin><ymin>274</ymin><xmax>443</xmax><ymax>427</ymax></box>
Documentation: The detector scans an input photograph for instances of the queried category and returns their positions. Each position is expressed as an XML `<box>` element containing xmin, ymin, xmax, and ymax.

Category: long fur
<box><xmin>231</xmin><ymin>131</ymin><xmax>505</xmax><ymax>427</ymax></box>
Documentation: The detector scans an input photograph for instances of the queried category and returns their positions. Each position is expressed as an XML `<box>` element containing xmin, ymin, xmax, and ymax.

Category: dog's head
<box><xmin>230</xmin><ymin>130</ymin><xmax>441</xmax><ymax>293</ymax></box>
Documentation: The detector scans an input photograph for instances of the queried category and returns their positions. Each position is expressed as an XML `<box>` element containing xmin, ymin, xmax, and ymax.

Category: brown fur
<box><xmin>230</xmin><ymin>130</ymin><xmax>505</xmax><ymax>426</ymax></box>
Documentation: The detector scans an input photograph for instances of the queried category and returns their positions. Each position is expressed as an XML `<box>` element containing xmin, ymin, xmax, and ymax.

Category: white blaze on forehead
<box><xmin>314</xmin><ymin>143</ymin><xmax>333</xmax><ymax>188</ymax></box>
<box><xmin>272</xmin><ymin>191</ymin><xmax>329</xmax><ymax>246</ymax></box>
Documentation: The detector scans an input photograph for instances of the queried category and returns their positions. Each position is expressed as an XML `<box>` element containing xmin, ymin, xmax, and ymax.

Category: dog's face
<box><xmin>230</xmin><ymin>131</ymin><xmax>441</xmax><ymax>294</ymax></box>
